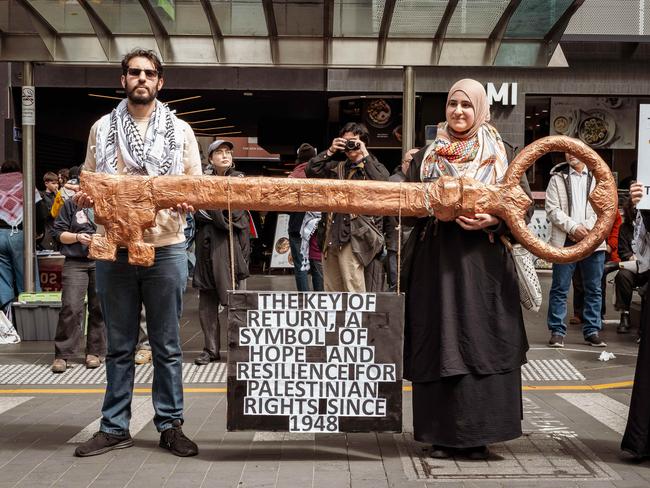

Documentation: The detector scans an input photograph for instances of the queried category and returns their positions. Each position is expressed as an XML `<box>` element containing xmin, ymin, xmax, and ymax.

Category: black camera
<box><xmin>345</xmin><ymin>139</ymin><xmax>360</xmax><ymax>151</ymax></box>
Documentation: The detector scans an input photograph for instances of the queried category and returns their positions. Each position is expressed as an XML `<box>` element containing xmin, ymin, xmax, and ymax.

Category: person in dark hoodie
<box><xmin>50</xmin><ymin>182</ymin><xmax>106</xmax><ymax>373</ymax></box>
<box><xmin>545</xmin><ymin>152</ymin><xmax>607</xmax><ymax>349</ymax></box>
<box><xmin>288</xmin><ymin>143</ymin><xmax>320</xmax><ymax>291</ymax></box>
<box><xmin>193</xmin><ymin>140</ymin><xmax>251</xmax><ymax>365</ymax></box>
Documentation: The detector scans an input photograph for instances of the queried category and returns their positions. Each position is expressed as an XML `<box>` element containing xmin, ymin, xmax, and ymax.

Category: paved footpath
<box><xmin>0</xmin><ymin>275</ymin><xmax>649</xmax><ymax>488</ymax></box>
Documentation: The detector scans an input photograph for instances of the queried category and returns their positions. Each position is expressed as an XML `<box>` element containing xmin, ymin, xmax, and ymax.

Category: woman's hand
<box><xmin>455</xmin><ymin>213</ymin><xmax>499</xmax><ymax>231</ymax></box>
<box><xmin>630</xmin><ymin>182</ymin><xmax>644</xmax><ymax>207</ymax></box>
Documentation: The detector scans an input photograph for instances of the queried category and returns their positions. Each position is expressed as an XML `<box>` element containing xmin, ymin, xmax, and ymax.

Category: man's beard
<box><xmin>127</xmin><ymin>84</ymin><xmax>158</xmax><ymax>105</ymax></box>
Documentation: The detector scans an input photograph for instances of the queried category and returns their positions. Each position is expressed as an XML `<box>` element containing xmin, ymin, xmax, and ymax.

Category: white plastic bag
<box><xmin>0</xmin><ymin>310</ymin><xmax>21</xmax><ymax>344</ymax></box>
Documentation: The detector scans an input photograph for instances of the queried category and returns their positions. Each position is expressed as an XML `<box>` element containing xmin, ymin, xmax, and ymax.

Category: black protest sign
<box><xmin>227</xmin><ymin>291</ymin><xmax>404</xmax><ymax>433</ymax></box>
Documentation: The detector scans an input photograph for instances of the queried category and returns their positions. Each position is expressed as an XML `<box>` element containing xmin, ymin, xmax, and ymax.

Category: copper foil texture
<box><xmin>80</xmin><ymin>135</ymin><xmax>616</xmax><ymax>267</ymax></box>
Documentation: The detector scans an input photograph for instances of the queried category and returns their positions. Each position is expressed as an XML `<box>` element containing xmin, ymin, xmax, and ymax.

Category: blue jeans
<box><xmin>289</xmin><ymin>234</ymin><xmax>324</xmax><ymax>292</ymax></box>
<box><xmin>96</xmin><ymin>242</ymin><xmax>187</xmax><ymax>434</ymax></box>
<box><xmin>547</xmin><ymin>249</ymin><xmax>605</xmax><ymax>338</ymax></box>
<box><xmin>0</xmin><ymin>229</ymin><xmax>40</xmax><ymax>308</ymax></box>
<box><xmin>289</xmin><ymin>234</ymin><xmax>309</xmax><ymax>291</ymax></box>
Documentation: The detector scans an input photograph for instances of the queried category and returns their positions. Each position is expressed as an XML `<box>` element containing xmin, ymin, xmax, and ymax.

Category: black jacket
<box><xmin>193</xmin><ymin>169</ymin><xmax>251</xmax><ymax>303</ymax></box>
<box><xmin>52</xmin><ymin>199</ymin><xmax>96</xmax><ymax>259</ymax></box>
<box><xmin>306</xmin><ymin>150</ymin><xmax>389</xmax><ymax>248</ymax></box>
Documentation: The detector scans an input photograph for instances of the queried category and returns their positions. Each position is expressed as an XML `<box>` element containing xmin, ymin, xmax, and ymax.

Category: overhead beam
<box><xmin>376</xmin><ymin>0</ymin><xmax>397</xmax><ymax>66</ymax></box>
<box><xmin>262</xmin><ymin>0</ymin><xmax>278</xmax><ymax>64</ymax></box>
<box><xmin>323</xmin><ymin>0</ymin><xmax>334</xmax><ymax>65</ymax></box>
<box><xmin>199</xmin><ymin>0</ymin><xmax>223</xmax><ymax>63</ymax></box>
<box><xmin>14</xmin><ymin>0</ymin><xmax>57</xmax><ymax>60</ymax></box>
<box><xmin>76</xmin><ymin>0</ymin><xmax>113</xmax><ymax>61</ymax></box>
<box><xmin>137</xmin><ymin>0</ymin><xmax>171</xmax><ymax>61</ymax></box>
<box><xmin>484</xmin><ymin>0</ymin><xmax>522</xmax><ymax>65</ymax></box>
<box><xmin>432</xmin><ymin>0</ymin><xmax>459</xmax><ymax>65</ymax></box>
<box><xmin>539</xmin><ymin>0</ymin><xmax>586</xmax><ymax>64</ymax></box>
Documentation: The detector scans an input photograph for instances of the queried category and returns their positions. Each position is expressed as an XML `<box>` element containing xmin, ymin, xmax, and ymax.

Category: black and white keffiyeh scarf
<box><xmin>95</xmin><ymin>99</ymin><xmax>185</xmax><ymax>176</ymax></box>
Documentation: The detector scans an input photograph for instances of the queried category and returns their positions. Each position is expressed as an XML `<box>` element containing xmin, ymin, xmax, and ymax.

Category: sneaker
<box><xmin>135</xmin><ymin>349</ymin><xmax>152</xmax><ymax>365</ymax></box>
<box><xmin>159</xmin><ymin>420</ymin><xmax>198</xmax><ymax>457</ymax></box>
<box><xmin>85</xmin><ymin>354</ymin><xmax>101</xmax><ymax>369</ymax></box>
<box><xmin>548</xmin><ymin>334</ymin><xmax>564</xmax><ymax>348</ymax></box>
<box><xmin>51</xmin><ymin>358</ymin><xmax>67</xmax><ymax>374</ymax></box>
<box><xmin>585</xmin><ymin>334</ymin><xmax>607</xmax><ymax>347</ymax></box>
<box><xmin>194</xmin><ymin>351</ymin><xmax>219</xmax><ymax>366</ymax></box>
<box><xmin>617</xmin><ymin>312</ymin><xmax>631</xmax><ymax>334</ymax></box>
<box><xmin>74</xmin><ymin>431</ymin><xmax>133</xmax><ymax>457</ymax></box>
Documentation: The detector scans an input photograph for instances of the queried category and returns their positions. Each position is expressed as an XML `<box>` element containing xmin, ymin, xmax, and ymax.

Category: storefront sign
<box><xmin>21</xmin><ymin>86</ymin><xmax>35</xmax><ymax>126</ymax></box>
<box><xmin>636</xmin><ymin>104</ymin><xmax>650</xmax><ymax>209</ymax></box>
<box><xmin>487</xmin><ymin>82</ymin><xmax>518</xmax><ymax>106</ymax></box>
<box><xmin>227</xmin><ymin>291</ymin><xmax>404</xmax><ymax>432</ymax></box>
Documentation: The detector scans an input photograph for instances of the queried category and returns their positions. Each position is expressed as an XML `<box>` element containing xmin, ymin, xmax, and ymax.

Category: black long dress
<box><xmin>621</xmin><ymin>210</ymin><xmax>650</xmax><ymax>458</ymax></box>
<box><xmin>621</xmin><ymin>293</ymin><xmax>650</xmax><ymax>457</ymax></box>
<box><xmin>403</xmin><ymin>148</ymin><xmax>529</xmax><ymax>449</ymax></box>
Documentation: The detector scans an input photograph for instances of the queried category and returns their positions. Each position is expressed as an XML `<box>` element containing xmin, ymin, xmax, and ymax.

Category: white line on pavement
<box><xmin>0</xmin><ymin>396</ymin><xmax>33</xmax><ymax>415</ymax></box>
<box><xmin>67</xmin><ymin>396</ymin><xmax>154</xmax><ymax>443</ymax></box>
<box><xmin>557</xmin><ymin>392</ymin><xmax>629</xmax><ymax>435</ymax></box>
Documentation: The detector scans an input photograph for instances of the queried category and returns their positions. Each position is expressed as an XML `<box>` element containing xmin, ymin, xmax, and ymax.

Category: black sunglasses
<box><xmin>126</xmin><ymin>68</ymin><xmax>159</xmax><ymax>79</ymax></box>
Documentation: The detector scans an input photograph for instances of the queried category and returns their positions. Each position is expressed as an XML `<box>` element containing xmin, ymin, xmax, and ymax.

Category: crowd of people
<box><xmin>1</xmin><ymin>48</ymin><xmax>649</xmax><ymax>464</ymax></box>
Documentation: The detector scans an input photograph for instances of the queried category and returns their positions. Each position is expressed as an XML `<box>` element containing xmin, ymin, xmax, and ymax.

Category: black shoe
<box><xmin>617</xmin><ymin>312</ymin><xmax>631</xmax><ymax>334</ymax></box>
<box><xmin>465</xmin><ymin>446</ymin><xmax>489</xmax><ymax>460</ymax></box>
<box><xmin>160</xmin><ymin>420</ymin><xmax>198</xmax><ymax>457</ymax></box>
<box><xmin>548</xmin><ymin>334</ymin><xmax>564</xmax><ymax>348</ymax></box>
<box><xmin>430</xmin><ymin>445</ymin><xmax>454</xmax><ymax>459</ymax></box>
<box><xmin>194</xmin><ymin>351</ymin><xmax>219</xmax><ymax>366</ymax></box>
<box><xmin>74</xmin><ymin>431</ymin><xmax>133</xmax><ymax>457</ymax></box>
<box><xmin>585</xmin><ymin>334</ymin><xmax>607</xmax><ymax>347</ymax></box>
<box><xmin>604</xmin><ymin>261</ymin><xmax>619</xmax><ymax>275</ymax></box>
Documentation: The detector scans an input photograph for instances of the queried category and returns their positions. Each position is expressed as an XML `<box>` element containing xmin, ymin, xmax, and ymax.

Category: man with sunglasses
<box><xmin>306</xmin><ymin>122</ymin><xmax>389</xmax><ymax>292</ymax></box>
<box><xmin>72</xmin><ymin>48</ymin><xmax>201</xmax><ymax>458</ymax></box>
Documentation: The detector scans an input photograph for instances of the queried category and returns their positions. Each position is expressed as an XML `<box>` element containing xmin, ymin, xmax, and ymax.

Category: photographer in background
<box><xmin>306</xmin><ymin>122</ymin><xmax>389</xmax><ymax>292</ymax></box>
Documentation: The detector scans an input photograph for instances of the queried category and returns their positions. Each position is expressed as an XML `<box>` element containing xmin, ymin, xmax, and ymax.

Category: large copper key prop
<box><xmin>80</xmin><ymin>135</ymin><xmax>617</xmax><ymax>267</ymax></box>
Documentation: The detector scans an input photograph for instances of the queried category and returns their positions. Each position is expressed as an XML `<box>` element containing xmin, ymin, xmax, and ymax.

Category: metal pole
<box><xmin>402</xmin><ymin>66</ymin><xmax>415</xmax><ymax>157</ymax></box>
<box><xmin>21</xmin><ymin>62</ymin><xmax>35</xmax><ymax>293</ymax></box>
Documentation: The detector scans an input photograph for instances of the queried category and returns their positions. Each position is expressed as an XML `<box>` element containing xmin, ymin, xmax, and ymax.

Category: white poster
<box><xmin>270</xmin><ymin>213</ymin><xmax>293</xmax><ymax>268</ymax></box>
<box><xmin>550</xmin><ymin>97</ymin><xmax>636</xmax><ymax>149</ymax></box>
<box><xmin>636</xmin><ymin>104</ymin><xmax>650</xmax><ymax>210</ymax></box>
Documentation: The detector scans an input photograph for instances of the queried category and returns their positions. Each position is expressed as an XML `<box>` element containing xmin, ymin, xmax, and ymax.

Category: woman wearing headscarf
<box><xmin>403</xmin><ymin>79</ymin><xmax>529</xmax><ymax>459</ymax></box>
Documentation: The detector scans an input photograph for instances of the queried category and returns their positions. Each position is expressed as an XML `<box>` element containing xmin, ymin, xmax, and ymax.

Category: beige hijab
<box><xmin>445</xmin><ymin>78</ymin><xmax>491</xmax><ymax>140</ymax></box>
<box><xmin>420</xmin><ymin>78</ymin><xmax>508</xmax><ymax>184</ymax></box>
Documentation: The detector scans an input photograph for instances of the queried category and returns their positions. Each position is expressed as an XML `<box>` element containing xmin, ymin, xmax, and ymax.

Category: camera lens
<box><xmin>345</xmin><ymin>140</ymin><xmax>359</xmax><ymax>151</ymax></box>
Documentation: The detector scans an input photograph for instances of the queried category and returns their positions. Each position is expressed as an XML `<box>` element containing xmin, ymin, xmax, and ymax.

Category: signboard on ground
<box><xmin>269</xmin><ymin>213</ymin><xmax>292</xmax><ymax>269</ymax></box>
<box><xmin>227</xmin><ymin>291</ymin><xmax>404</xmax><ymax>433</ymax></box>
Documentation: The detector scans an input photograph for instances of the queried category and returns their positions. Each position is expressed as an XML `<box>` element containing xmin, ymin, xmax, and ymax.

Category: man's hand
<box><xmin>328</xmin><ymin>137</ymin><xmax>347</xmax><ymax>155</ymax></box>
<box><xmin>571</xmin><ymin>224</ymin><xmax>589</xmax><ymax>242</ymax></box>
<box><xmin>170</xmin><ymin>203</ymin><xmax>195</xmax><ymax>213</ymax></box>
<box><xmin>630</xmin><ymin>182</ymin><xmax>644</xmax><ymax>207</ymax></box>
<box><xmin>76</xmin><ymin>233</ymin><xmax>92</xmax><ymax>246</ymax></box>
<box><xmin>455</xmin><ymin>213</ymin><xmax>499</xmax><ymax>231</ymax></box>
<box><xmin>71</xmin><ymin>189</ymin><xmax>94</xmax><ymax>208</ymax></box>
<box><xmin>356</xmin><ymin>139</ymin><xmax>370</xmax><ymax>158</ymax></box>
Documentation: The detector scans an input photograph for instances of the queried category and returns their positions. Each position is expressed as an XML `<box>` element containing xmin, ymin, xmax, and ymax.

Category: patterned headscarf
<box><xmin>421</xmin><ymin>78</ymin><xmax>508</xmax><ymax>185</ymax></box>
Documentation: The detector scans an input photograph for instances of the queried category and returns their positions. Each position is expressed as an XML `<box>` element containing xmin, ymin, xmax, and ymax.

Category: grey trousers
<box><xmin>198</xmin><ymin>289</ymin><xmax>223</xmax><ymax>358</ymax></box>
<box><xmin>54</xmin><ymin>259</ymin><xmax>106</xmax><ymax>359</ymax></box>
